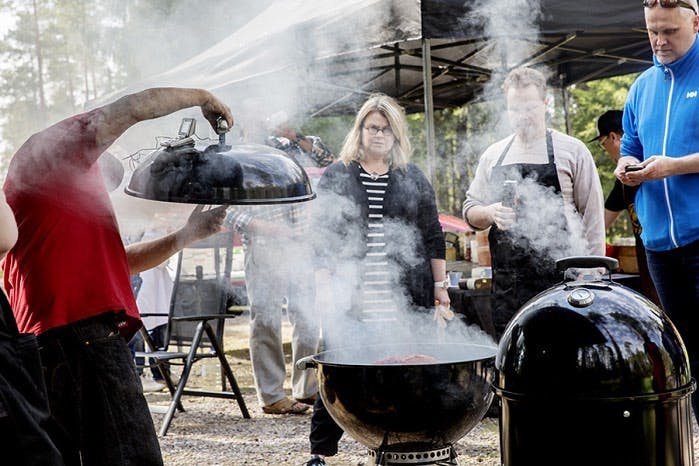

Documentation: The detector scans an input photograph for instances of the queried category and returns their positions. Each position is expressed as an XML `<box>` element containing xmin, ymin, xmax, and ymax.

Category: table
<box><xmin>447</xmin><ymin>287</ymin><xmax>497</xmax><ymax>339</ymax></box>
<box><xmin>446</xmin><ymin>273</ymin><xmax>643</xmax><ymax>341</ymax></box>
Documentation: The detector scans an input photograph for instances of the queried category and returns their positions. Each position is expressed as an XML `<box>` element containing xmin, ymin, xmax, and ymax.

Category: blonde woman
<box><xmin>304</xmin><ymin>94</ymin><xmax>448</xmax><ymax>465</ymax></box>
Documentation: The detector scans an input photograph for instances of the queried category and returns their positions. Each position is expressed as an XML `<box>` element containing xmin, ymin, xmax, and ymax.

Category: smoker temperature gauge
<box><xmin>567</xmin><ymin>288</ymin><xmax>594</xmax><ymax>307</ymax></box>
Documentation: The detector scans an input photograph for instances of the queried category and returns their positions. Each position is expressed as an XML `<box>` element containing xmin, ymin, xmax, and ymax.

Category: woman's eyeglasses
<box><xmin>364</xmin><ymin>125</ymin><xmax>394</xmax><ymax>137</ymax></box>
<box><xmin>643</xmin><ymin>0</ymin><xmax>698</xmax><ymax>15</ymax></box>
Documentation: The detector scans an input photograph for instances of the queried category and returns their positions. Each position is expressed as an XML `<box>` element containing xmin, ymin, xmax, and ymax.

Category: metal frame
<box><xmin>136</xmin><ymin>241</ymin><xmax>250</xmax><ymax>436</ymax></box>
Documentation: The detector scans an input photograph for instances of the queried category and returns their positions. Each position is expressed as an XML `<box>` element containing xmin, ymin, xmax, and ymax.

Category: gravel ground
<box><xmin>146</xmin><ymin>315</ymin><xmax>699</xmax><ymax>466</ymax></box>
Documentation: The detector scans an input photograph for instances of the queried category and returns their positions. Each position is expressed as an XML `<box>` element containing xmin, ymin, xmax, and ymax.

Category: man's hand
<box><xmin>200</xmin><ymin>92</ymin><xmax>233</xmax><ymax>133</ymax></box>
<box><xmin>126</xmin><ymin>204</ymin><xmax>227</xmax><ymax>275</ymax></box>
<box><xmin>490</xmin><ymin>203</ymin><xmax>515</xmax><ymax>230</ymax></box>
<box><xmin>178</xmin><ymin>205</ymin><xmax>227</xmax><ymax>246</ymax></box>
<box><xmin>614</xmin><ymin>156</ymin><xmax>644</xmax><ymax>186</ymax></box>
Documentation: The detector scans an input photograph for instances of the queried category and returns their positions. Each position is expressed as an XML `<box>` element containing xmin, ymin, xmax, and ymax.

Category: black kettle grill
<box><xmin>125</xmin><ymin>118</ymin><xmax>315</xmax><ymax>205</ymax></box>
<box><xmin>493</xmin><ymin>256</ymin><xmax>695</xmax><ymax>466</ymax></box>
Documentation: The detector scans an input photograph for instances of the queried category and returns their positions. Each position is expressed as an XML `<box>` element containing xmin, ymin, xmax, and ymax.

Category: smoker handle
<box><xmin>556</xmin><ymin>255</ymin><xmax>619</xmax><ymax>273</ymax></box>
<box><xmin>296</xmin><ymin>355</ymin><xmax>317</xmax><ymax>370</ymax></box>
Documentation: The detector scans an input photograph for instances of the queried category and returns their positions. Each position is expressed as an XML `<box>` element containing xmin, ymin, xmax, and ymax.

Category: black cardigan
<box><xmin>313</xmin><ymin>160</ymin><xmax>445</xmax><ymax>310</ymax></box>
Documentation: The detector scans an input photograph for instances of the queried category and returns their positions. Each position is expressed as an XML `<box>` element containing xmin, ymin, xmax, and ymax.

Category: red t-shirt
<box><xmin>2</xmin><ymin>109</ymin><xmax>140</xmax><ymax>338</ymax></box>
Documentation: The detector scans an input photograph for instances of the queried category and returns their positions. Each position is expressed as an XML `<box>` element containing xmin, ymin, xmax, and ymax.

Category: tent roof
<box><xmin>133</xmin><ymin>0</ymin><xmax>650</xmax><ymax>116</ymax></box>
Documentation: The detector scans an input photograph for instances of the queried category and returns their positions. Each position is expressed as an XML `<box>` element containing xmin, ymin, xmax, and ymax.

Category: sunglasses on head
<box><xmin>643</xmin><ymin>0</ymin><xmax>698</xmax><ymax>14</ymax></box>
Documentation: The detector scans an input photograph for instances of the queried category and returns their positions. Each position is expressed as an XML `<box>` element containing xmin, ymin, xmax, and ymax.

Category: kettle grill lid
<box><xmin>125</xmin><ymin>141</ymin><xmax>315</xmax><ymax>205</ymax></box>
<box><xmin>494</xmin><ymin>280</ymin><xmax>691</xmax><ymax>398</ymax></box>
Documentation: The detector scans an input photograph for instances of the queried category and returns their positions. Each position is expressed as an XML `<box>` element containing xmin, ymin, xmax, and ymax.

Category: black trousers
<box><xmin>0</xmin><ymin>333</ymin><xmax>63</xmax><ymax>465</ymax></box>
<box><xmin>309</xmin><ymin>395</ymin><xmax>344</xmax><ymax>456</ymax></box>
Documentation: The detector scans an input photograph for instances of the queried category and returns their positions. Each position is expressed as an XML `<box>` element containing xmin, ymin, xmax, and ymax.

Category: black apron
<box><xmin>488</xmin><ymin>130</ymin><xmax>569</xmax><ymax>338</ymax></box>
<box><xmin>0</xmin><ymin>291</ymin><xmax>63</xmax><ymax>465</ymax></box>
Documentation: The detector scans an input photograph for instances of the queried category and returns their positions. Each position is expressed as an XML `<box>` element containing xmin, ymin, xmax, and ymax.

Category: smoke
<box><xmin>308</xmin><ymin>189</ymin><xmax>495</xmax><ymax>353</ymax></box>
<box><xmin>457</xmin><ymin>0</ymin><xmax>545</xmax><ymax>136</ymax></box>
<box><xmin>499</xmin><ymin>177</ymin><xmax>592</xmax><ymax>264</ymax></box>
<box><xmin>460</xmin><ymin>0</ymin><xmax>597</xmax><ymax>264</ymax></box>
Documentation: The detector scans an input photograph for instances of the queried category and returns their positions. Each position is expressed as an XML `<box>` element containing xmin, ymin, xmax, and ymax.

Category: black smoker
<box><xmin>493</xmin><ymin>256</ymin><xmax>695</xmax><ymax>466</ymax></box>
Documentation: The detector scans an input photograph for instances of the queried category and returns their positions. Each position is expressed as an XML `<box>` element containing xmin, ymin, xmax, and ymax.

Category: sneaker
<box><xmin>141</xmin><ymin>375</ymin><xmax>165</xmax><ymax>392</ymax></box>
<box><xmin>304</xmin><ymin>455</ymin><xmax>326</xmax><ymax>466</ymax></box>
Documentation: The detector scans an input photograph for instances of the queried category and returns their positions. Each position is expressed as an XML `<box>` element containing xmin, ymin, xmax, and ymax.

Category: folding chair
<box><xmin>136</xmin><ymin>234</ymin><xmax>250</xmax><ymax>436</ymax></box>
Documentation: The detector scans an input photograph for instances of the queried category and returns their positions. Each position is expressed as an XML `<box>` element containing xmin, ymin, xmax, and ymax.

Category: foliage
<box><xmin>0</xmin><ymin>0</ymin><xmax>129</xmax><ymax>172</ymax></box>
<box><xmin>568</xmin><ymin>75</ymin><xmax>638</xmax><ymax>240</ymax></box>
<box><xmin>0</xmin><ymin>0</ymin><xmax>273</xmax><ymax>174</ymax></box>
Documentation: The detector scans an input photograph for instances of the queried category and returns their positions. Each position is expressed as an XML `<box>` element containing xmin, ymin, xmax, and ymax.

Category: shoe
<box><xmin>262</xmin><ymin>397</ymin><xmax>309</xmax><ymax>415</ymax></box>
<box><xmin>295</xmin><ymin>394</ymin><xmax>318</xmax><ymax>405</ymax></box>
<box><xmin>304</xmin><ymin>455</ymin><xmax>326</xmax><ymax>466</ymax></box>
<box><xmin>141</xmin><ymin>375</ymin><xmax>165</xmax><ymax>393</ymax></box>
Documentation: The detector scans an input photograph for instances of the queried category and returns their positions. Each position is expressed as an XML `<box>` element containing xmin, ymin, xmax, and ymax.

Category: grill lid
<box><xmin>125</xmin><ymin>119</ymin><xmax>315</xmax><ymax>205</ymax></box>
<box><xmin>494</xmin><ymin>256</ymin><xmax>692</xmax><ymax>399</ymax></box>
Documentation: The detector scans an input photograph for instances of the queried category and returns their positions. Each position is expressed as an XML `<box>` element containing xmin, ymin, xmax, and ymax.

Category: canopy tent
<box><xmin>136</xmin><ymin>0</ymin><xmax>649</xmax><ymax>115</ymax></box>
<box><xmin>110</xmin><ymin>0</ymin><xmax>650</xmax><ymax>183</ymax></box>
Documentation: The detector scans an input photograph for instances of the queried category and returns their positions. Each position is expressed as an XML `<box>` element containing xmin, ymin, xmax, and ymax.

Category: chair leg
<box><xmin>159</xmin><ymin>321</ymin><xmax>207</xmax><ymax>436</ymax></box>
<box><xmin>204</xmin><ymin>323</ymin><xmax>251</xmax><ymax>419</ymax></box>
<box><xmin>157</xmin><ymin>362</ymin><xmax>185</xmax><ymax>413</ymax></box>
<box><xmin>140</xmin><ymin>328</ymin><xmax>184</xmax><ymax>412</ymax></box>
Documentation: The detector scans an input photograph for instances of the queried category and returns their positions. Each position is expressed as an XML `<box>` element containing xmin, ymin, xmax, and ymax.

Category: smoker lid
<box><xmin>494</xmin><ymin>279</ymin><xmax>692</xmax><ymax>398</ymax></box>
<box><xmin>125</xmin><ymin>141</ymin><xmax>315</xmax><ymax>205</ymax></box>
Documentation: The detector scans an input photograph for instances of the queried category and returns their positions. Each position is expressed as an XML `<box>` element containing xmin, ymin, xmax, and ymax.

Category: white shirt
<box><xmin>463</xmin><ymin>129</ymin><xmax>605</xmax><ymax>256</ymax></box>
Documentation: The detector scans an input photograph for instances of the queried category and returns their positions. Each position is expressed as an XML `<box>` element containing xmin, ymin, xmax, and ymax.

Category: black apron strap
<box><xmin>494</xmin><ymin>135</ymin><xmax>516</xmax><ymax>167</ymax></box>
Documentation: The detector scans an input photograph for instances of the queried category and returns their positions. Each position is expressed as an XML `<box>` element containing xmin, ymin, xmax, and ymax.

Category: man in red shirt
<box><xmin>2</xmin><ymin>87</ymin><xmax>232</xmax><ymax>466</ymax></box>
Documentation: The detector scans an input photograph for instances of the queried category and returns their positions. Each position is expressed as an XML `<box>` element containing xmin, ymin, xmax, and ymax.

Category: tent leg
<box><xmin>422</xmin><ymin>38</ymin><xmax>437</xmax><ymax>187</ymax></box>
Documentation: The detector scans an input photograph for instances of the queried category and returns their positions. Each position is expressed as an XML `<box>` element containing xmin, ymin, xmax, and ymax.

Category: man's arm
<box><xmin>225</xmin><ymin>208</ymin><xmax>292</xmax><ymax>238</ymax></box>
<box><xmin>95</xmin><ymin>87</ymin><xmax>233</xmax><ymax>148</ymax></box>
<box><xmin>617</xmin><ymin>153</ymin><xmax>699</xmax><ymax>187</ymax></box>
<box><xmin>604</xmin><ymin>209</ymin><xmax>622</xmax><ymax>230</ymax></box>
<box><xmin>272</xmin><ymin>124</ymin><xmax>335</xmax><ymax>167</ymax></box>
<box><xmin>125</xmin><ymin>205</ymin><xmax>227</xmax><ymax>274</ymax></box>
<box><xmin>571</xmin><ymin>147</ymin><xmax>606</xmax><ymax>255</ymax></box>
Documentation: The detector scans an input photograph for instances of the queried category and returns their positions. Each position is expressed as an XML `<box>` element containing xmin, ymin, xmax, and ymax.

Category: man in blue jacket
<box><xmin>615</xmin><ymin>0</ymin><xmax>699</xmax><ymax>421</ymax></box>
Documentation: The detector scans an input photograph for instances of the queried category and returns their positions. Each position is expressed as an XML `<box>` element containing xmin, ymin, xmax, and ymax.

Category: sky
<box><xmin>0</xmin><ymin>10</ymin><xmax>14</xmax><ymax>36</ymax></box>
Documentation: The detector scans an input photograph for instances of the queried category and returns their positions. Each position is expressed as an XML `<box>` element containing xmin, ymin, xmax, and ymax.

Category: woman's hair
<box><xmin>338</xmin><ymin>94</ymin><xmax>411</xmax><ymax>169</ymax></box>
<box><xmin>503</xmin><ymin>67</ymin><xmax>547</xmax><ymax>99</ymax></box>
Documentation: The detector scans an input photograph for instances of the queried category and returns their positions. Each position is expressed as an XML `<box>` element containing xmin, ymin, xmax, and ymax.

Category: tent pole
<box><xmin>561</xmin><ymin>83</ymin><xmax>571</xmax><ymax>135</ymax></box>
<box><xmin>422</xmin><ymin>38</ymin><xmax>436</xmax><ymax>185</ymax></box>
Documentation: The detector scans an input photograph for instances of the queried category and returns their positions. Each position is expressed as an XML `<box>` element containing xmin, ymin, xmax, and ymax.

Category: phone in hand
<box><xmin>502</xmin><ymin>180</ymin><xmax>517</xmax><ymax>208</ymax></box>
<box><xmin>624</xmin><ymin>164</ymin><xmax>644</xmax><ymax>173</ymax></box>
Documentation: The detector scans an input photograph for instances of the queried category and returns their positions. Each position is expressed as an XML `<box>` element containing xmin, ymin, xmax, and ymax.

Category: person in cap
<box><xmin>591</xmin><ymin>110</ymin><xmax>660</xmax><ymax>306</ymax></box>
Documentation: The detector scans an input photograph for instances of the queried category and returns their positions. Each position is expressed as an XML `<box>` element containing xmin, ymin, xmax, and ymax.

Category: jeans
<box><xmin>38</xmin><ymin>312</ymin><xmax>163</xmax><ymax>466</ymax></box>
<box><xmin>646</xmin><ymin>239</ymin><xmax>699</xmax><ymax>422</ymax></box>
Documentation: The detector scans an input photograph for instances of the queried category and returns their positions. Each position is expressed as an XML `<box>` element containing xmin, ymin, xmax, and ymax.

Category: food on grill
<box><xmin>374</xmin><ymin>354</ymin><xmax>439</xmax><ymax>364</ymax></box>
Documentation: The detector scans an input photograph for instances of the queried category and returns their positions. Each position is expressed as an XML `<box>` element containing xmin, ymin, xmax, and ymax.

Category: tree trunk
<box><xmin>30</xmin><ymin>0</ymin><xmax>46</xmax><ymax>115</ymax></box>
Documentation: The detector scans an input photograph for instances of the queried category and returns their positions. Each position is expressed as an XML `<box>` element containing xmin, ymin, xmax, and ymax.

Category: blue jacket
<box><xmin>621</xmin><ymin>35</ymin><xmax>699</xmax><ymax>252</ymax></box>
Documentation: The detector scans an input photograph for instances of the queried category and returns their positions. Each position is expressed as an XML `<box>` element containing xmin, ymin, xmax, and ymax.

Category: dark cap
<box><xmin>589</xmin><ymin>110</ymin><xmax>623</xmax><ymax>142</ymax></box>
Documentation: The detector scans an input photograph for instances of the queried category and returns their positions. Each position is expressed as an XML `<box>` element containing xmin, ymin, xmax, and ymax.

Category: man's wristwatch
<box><xmin>434</xmin><ymin>278</ymin><xmax>450</xmax><ymax>289</ymax></box>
